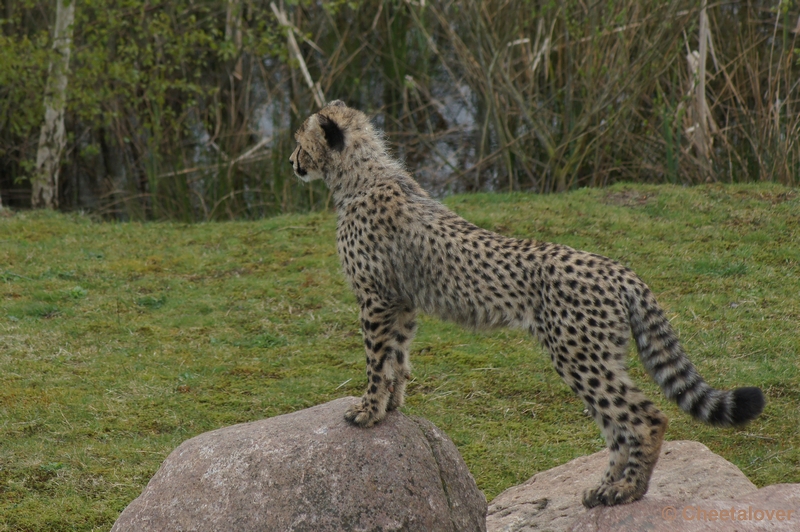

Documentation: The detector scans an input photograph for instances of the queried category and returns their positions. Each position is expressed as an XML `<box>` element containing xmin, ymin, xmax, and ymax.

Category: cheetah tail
<box><xmin>628</xmin><ymin>286</ymin><xmax>765</xmax><ymax>428</ymax></box>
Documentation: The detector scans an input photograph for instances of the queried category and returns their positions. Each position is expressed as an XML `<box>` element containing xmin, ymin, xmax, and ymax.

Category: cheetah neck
<box><xmin>328</xmin><ymin>155</ymin><xmax>418</xmax><ymax>209</ymax></box>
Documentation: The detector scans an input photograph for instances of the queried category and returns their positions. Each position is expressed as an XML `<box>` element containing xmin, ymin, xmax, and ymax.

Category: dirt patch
<box><xmin>603</xmin><ymin>188</ymin><xmax>655</xmax><ymax>207</ymax></box>
<box><xmin>749</xmin><ymin>190</ymin><xmax>797</xmax><ymax>205</ymax></box>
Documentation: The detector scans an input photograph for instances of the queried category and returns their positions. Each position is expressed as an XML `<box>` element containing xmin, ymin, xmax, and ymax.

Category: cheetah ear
<box><xmin>317</xmin><ymin>114</ymin><xmax>345</xmax><ymax>152</ymax></box>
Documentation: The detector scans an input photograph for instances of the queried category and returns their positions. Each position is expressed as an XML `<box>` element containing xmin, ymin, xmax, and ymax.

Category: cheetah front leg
<box><xmin>344</xmin><ymin>302</ymin><xmax>416</xmax><ymax>427</ymax></box>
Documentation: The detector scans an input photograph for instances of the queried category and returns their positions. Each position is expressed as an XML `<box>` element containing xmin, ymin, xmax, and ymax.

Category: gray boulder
<box><xmin>487</xmin><ymin>440</ymin><xmax>761</xmax><ymax>532</ymax></box>
<box><xmin>112</xmin><ymin>397</ymin><xmax>486</xmax><ymax>532</ymax></box>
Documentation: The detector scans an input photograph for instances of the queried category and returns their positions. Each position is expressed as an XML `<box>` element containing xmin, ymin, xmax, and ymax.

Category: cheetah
<box><xmin>289</xmin><ymin>100</ymin><xmax>765</xmax><ymax>507</ymax></box>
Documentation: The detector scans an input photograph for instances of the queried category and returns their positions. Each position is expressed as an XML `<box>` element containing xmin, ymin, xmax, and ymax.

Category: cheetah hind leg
<box><xmin>583</xmin><ymin>403</ymin><xmax>668</xmax><ymax>507</ymax></box>
<box><xmin>585</xmin><ymin>408</ymin><xmax>629</xmax><ymax>500</ymax></box>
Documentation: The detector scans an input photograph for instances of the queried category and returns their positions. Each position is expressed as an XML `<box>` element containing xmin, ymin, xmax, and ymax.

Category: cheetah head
<box><xmin>289</xmin><ymin>100</ymin><xmax>363</xmax><ymax>183</ymax></box>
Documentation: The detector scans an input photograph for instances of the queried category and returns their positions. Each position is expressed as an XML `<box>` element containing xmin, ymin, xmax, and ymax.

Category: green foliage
<box><xmin>0</xmin><ymin>32</ymin><xmax>51</xmax><ymax>179</ymax></box>
<box><xmin>0</xmin><ymin>184</ymin><xmax>798</xmax><ymax>530</ymax></box>
<box><xmin>0</xmin><ymin>1</ymin><xmax>799</xmax><ymax>217</ymax></box>
<box><xmin>2</xmin><ymin>0</ymin><xmax>291</xmax><ymax>218</ymax></box>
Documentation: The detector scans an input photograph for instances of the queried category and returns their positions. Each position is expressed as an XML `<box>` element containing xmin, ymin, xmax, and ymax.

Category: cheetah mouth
<box><xmin>290</xmin><ymin>153</ymin><xmax>311</xmax><ymax>182</ymax></box>
<box><xmin>289</xmin><ymin>146</ymin><xmax>309</xmax><ymax>181</ymax></box>
<box><xmin>294</xmin><ymin>165</ymin><xmax>316</xmax><ymax>183</ymax></box>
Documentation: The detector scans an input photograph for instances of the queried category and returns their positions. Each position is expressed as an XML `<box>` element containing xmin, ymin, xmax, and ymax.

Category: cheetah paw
<box><xmin>343</xmin><ymin>401</ymin><xmax>382</xmax><ymax>428</ymax></box>
<box><xmin>582</xmin><ymin>480</ymin><xmax>646</xmax><ymax>508</ymax></box>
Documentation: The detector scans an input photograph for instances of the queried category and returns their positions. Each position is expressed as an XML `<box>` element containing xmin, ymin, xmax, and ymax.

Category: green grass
<box><xmin>1</xmin><ymin>183</ymin><xmax>799</xmax><ymax>531</ymax></box>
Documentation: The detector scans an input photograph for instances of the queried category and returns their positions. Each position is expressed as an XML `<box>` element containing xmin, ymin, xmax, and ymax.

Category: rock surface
<box><xmin>112</xmin><ymin>397</ymin><xmax>486</xmax><ymax>532</ymax></box>
<box><xmin>487</xmin><ymin>440</ymin><xmax>762</xmax><ymax>532</ymax></box>
<box><xmin>569</xmin><ymin>483</ymin><xmax>800</xmax><ymax>532</ymax></box>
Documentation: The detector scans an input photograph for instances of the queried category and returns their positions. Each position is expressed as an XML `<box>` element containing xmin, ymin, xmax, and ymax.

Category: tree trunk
<box><xmin>101</xmin><ymin>125</ymin><xmax>131</xmax><ymax>219</ymax></box>
<box><xmin>3</xmin><ymin>0</ymin><xmax>12</xmax><ymax>37</ymax></box>
<box><xmin>31</xmin><ymin>0</ymin><xmax>75</xmax><ymax>209</ymax></box>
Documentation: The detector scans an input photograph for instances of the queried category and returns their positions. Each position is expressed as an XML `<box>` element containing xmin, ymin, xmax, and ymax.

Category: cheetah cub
<box><xmin>289</xmin><ymin>100</ymin><xmax>765</xmax><ymax>507</ymax></box>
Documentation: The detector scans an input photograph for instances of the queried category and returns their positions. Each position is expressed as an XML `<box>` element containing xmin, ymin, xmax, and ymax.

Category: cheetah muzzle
<box><xmin>290</xmin><ymin>100</ymin><xmax>765</xmax><ymax>508</ymax></box>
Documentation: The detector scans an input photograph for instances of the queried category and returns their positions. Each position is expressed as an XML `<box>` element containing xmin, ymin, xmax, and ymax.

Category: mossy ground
<box><xmin>1</xmin><ymin>184</ymin><xmax>798</xmax><ymax>530</ymax></box>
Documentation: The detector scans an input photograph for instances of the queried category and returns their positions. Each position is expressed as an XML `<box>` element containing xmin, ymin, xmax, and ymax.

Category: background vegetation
<box><xmin>1</xmin><ymin>184</ymin><xmax>799</xmax><ymax>530</ymax></box>
<box><xmin>1</xmin><ymin>1</ymin><xmax>799</xmax><ymax>219</ymax></box>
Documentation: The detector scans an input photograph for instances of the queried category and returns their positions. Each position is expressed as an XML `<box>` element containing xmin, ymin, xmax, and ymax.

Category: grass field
<box><xmin>1</xmin><ymin>183</ymin><xmax>799</xmax><ymax>531</ymax></box>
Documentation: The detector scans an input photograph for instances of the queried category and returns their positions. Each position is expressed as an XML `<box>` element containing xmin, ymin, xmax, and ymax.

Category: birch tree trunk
<box><xmin>31</xmin><ymin>0</ymin><xmax>75</xmax><ymax>209</ymax></box>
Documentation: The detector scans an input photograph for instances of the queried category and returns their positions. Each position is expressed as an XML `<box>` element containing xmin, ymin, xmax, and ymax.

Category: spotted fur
<box><xmin>289</xmin><ymin>101</ymin><xmax>765</xmax><ymax>507</ymax></box>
